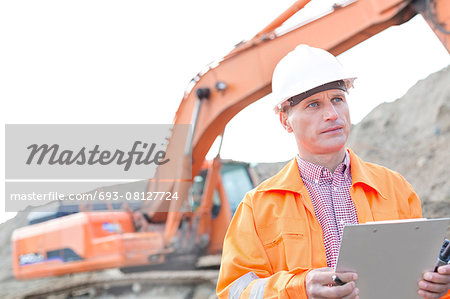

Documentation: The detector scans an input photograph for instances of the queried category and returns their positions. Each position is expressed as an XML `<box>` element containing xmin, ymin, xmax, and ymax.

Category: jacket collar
<box><xmin>257</xmin><ymin>156</ymin><xmax>305</xmax><ymax>193</ymax></box>
<box><xmin>347</xmin><ymin>149</ymin><xmax>388</xmax><ymax>200</ymax></box>
<box><xmin>257</xmin><ymin>149</ymin><xmax>387</xmax><ymax>199</ymax></box>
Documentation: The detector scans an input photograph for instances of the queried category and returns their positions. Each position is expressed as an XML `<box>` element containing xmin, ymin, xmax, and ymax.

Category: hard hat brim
<box><xmin>274</xmin><ymin>77</ymin><xmax>356</xmax><ymax>113</ymax></box>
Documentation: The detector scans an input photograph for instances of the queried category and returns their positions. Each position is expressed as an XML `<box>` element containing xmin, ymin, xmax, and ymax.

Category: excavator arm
<box><xmin>154</xmin><ymin>0</ymin><xmax>449</xmax><ymax>243</ymax></box>
<box><xmin>176</xmin><ymin>0</ymin><xmax>449</xmax><ymax>177</ymax></box>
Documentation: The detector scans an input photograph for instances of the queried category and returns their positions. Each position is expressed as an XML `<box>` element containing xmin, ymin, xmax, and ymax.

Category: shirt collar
<box><xmin>257</xmin><ymin>149</ymin><xmax>386</xmax><ymax>200</ymax></box>
<box><xmin>296</xmin><ymin>151</ymin><xmax>351</xmax><ymax>184</ymax></box>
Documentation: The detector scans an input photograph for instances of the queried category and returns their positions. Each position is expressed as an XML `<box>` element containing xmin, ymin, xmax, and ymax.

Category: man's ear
<box><xmin>279</xmin><ymin>111</ymin><xmax>293</xmax><ymax>133</ymax></box>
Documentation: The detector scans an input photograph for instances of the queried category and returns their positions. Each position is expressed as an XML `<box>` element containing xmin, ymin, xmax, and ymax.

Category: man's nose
<box><xmin>323</xmin><ymin>102</ymin><xmax>339</xmax><ymax>120</ymax></box>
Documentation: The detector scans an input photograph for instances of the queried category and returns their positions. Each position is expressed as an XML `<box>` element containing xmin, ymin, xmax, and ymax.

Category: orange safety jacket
<box><xmin>217</xmin><ymin>149</ymin><xmax>446</xmax><ymax>299</ymax></box>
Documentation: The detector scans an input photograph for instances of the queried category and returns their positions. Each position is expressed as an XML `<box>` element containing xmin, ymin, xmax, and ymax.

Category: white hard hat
<box><xmin>271</xmin><ymin>44</ymin><xmax>356</xmax><ymax>112</ymax></box>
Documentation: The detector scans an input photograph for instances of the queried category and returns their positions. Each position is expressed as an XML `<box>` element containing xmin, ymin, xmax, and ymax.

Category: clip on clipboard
<box><xmin>335</xmin><ymin>218</ymin><xmax>450</xmax><ymax>299</ymax></box>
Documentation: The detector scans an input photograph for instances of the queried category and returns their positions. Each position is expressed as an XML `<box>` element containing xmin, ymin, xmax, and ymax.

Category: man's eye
<box><xmin>307</xmin><ymin>102</ymin><xmax>319</xmax><ymax>108</ymax></box>
<box><xmin>332</xmin><ymin>97</ymin><xmax>344</xmax><ymax>103</ymax></box>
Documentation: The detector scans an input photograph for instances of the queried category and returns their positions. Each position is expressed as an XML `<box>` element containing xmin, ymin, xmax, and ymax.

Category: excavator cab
<box><xmin>191</xmin><ymin>160</ymin><xmax>254</xmax><ymax>216</ymax></box>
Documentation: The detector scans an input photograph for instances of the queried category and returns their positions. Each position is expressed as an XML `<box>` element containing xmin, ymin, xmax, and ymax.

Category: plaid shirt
<box><xmin>296</xmin><ymin>152</ymin><xmax>358</xmax><ymax>268</ymax></box>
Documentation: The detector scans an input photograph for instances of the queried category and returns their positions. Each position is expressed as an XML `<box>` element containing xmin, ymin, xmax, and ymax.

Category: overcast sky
<box><xmin>1</xmin><ymin>0</ymin><xmax>449</xmax><ymax>223</ymax></box>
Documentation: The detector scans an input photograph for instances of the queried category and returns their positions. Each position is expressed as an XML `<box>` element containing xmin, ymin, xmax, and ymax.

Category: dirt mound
<box><xmin>251</xmin><ymin>161</ymin><xmax>287</xmax><ymax>184</ymax></box>
<box><xmin>0</xmin><ymin>208</ymin><xmax>31</xmax><ymax>283</ymax></box>
<box><xmin>348</xmin><ymin>65</ymin><xmax>450</xmax><ymax>235</ymax></box>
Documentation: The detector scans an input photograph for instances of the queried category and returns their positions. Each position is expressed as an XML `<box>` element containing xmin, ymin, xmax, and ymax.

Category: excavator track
<box><xmin>19</xmin><ymin>270</ymin><xmax>219</xmax><ymax>299</ymax></box>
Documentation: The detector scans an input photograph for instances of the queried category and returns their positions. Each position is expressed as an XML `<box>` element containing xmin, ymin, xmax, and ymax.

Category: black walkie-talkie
<box><xmin>434</xmin><ymin>239</ymin><xmax>450</xmax><ymax>272</ymax></box>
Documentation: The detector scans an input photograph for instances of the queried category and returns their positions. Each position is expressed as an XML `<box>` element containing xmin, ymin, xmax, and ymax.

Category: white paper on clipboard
<box><xmin>335</xmin><ymin>218</ymin><xmax>450</xmax><ymax>299</ymax></box>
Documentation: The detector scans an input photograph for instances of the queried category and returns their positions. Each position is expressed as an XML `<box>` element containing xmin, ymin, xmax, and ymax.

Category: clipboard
<box><xmin>335</xmin><ymin>218</ymin><xmax>450</xmax><ymax>299</ymax></box>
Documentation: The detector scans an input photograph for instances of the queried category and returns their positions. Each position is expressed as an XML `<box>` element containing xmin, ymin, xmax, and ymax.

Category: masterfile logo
<box><xmin>6</xmin><ymin>124</ymin><xmax>190</xmax><ymax>180</ymax></box>
<box><xmin>26</xmin><ymin>141</ymin><xmax>170</xmax><ymax>171</ymax></box>
<box><xmin>5</xmin><ymin>124</ymin><xmax>192</xmax><ymax>212</ymax></box>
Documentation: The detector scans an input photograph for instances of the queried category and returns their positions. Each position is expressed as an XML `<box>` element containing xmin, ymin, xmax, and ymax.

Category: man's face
<box><xmin>279</xmin><ymin>89</ymin><xmax>351</xmax><ymax>159</ymax></box>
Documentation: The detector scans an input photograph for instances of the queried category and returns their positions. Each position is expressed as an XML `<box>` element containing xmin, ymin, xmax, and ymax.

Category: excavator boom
<box><xmin>181</xmin><ymin>0</ymin><xmax>450</xmax><ymax>175</ymax></box>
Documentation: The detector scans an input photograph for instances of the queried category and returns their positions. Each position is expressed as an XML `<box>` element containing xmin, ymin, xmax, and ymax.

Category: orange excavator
<box><xmin>12</xmin><ymin>0</ymin><xmax>450</xmax><ymax>279</ymax></box>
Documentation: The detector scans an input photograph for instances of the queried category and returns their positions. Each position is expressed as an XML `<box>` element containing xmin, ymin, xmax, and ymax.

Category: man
<box><xmin>216</xmin><ymin>45</ymin><xmax>450</xmax><ymax>298</ymax></box>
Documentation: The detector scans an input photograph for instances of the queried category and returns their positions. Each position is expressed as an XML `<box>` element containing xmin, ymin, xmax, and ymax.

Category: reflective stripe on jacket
<box><xmin>217</xmin><ymin>149</ymin><xmax>424</xmax><ymax>298</ymax></box>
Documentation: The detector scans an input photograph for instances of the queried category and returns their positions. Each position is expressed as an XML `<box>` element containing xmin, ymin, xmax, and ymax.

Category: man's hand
<box><xmin>305</xmin><ymin>267</ymin><xmax>359</xmax><ymax>299</ymax></box>
<box><xmin>418</xmin><ymin>265</ymin><xmax>450</xmax><ymax>298</ymax></box>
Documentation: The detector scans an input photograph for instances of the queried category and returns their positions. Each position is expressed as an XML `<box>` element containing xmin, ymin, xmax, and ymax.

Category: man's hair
<box><xmin>280</xmin><ymin>103</ymin><xmax>291</xmax><ymax>115</ymax></box>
